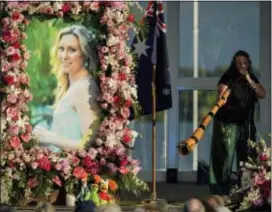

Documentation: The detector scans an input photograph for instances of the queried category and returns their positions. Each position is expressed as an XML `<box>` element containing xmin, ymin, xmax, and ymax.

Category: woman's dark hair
<box><xmin>226</xmin><ymin>50</ymin><xmax>253</xmax><ymax>78</ymax></box>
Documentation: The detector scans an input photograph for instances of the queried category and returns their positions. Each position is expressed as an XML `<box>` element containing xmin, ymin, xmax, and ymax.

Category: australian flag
<box><xmin>131</xmin><ymin>1</ymin><xmax>172</xmax><ymax>117</ymax></box>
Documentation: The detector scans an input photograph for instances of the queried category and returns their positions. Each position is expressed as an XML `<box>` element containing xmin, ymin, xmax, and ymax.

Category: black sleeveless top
<box><xmin>216</xmin><ymin>71</ymin><xmax>259</xmax><ymax>125</ymax></box>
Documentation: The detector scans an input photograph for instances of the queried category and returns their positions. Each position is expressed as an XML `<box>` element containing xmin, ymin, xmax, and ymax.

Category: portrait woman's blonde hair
<box><xmin>51</xmin><ymin>25</ymin><xmax>98</xmax><ymax>102</ymax></box>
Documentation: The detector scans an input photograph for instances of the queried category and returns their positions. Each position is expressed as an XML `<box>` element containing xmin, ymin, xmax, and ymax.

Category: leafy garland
<box><xmin>0</xmin><ymin>1</ymin><xmax>148</xmax><ymax>206</ymax></box>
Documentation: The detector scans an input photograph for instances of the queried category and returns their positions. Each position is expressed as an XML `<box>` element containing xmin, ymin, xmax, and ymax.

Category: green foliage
<box><xmin>118</xmin><ymin>173</ymin><xmax>149</xmax><ymax>196</ymax></box>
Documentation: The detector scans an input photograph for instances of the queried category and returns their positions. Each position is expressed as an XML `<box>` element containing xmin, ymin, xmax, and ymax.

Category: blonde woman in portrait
<box><xmin>33</xmin><ymin>25</ymin><xmax>101</xmax><ymax>152</ymax></box>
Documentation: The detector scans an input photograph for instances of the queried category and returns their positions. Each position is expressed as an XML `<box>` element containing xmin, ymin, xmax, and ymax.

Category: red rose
<box><xmin>127</xmin><ymin>14</ymin><xmax>135</xmax><ymax>22</ymax></box>
<box><xmin>259</xmin><ymin>153</ymin><xmax>269</xmax><ymax>161</ymax></box>
<box><xmin>83</xmin><ymin>155</ymin><xmax>93</xmax><ymax>168</ymax></box>
<box><xmin>38</xmin><ymin>156</ymin><xmax>51</xmax><ymax>172</ymax></box>
<box><xmin>2</xmin><ymin>31</ymin><xmax>12</xmax><ymax>43</ymax></box>
<box><xmin>73</xmin><ymin>167</ymin><xmax>87</xmax><ymax>180</ymax></box>
<box><xmin>27</xmin><ymin>177</ymin><xmax>38</xmax><ymax>188</ymax></box>
<box><xmin>12</xmin><ymin>41</ymin><xmax>20</xmax><ymax>49</ymax></box>
<box><xmin>120</xmin><ymin>158</ymin><xmax>128</xmax><ymax>166</ymax></box>
<box><xmin>119</xmin><ymin>72</ymin><xmax>127</xmax><ymax>81</ymax></box>
<box><xmin>11</xmin><ymin>11</ymin><xmax>20</xmax><ymax>21</ymax></box>
<box><xmin>122</xmin><ymin>134</ymin><xmax>131</xmax><ymax>143</ymax></box>
<box><xmin>4</xmin><ymin>75</ymin><xmax>15</xmax><ymax>85</ymax></box>
<box><xmin>62</xmin><ymin>3</ymin><xmax>71</xmax><ymax>13</ymax></box>
<box><xmin>125</xmin><ymin>99</ymin><xmax>132</xmax><ymax>107</ymax></box>
<box><xmin>113</xmin><ymin>95</ymin><xmax>120</xmax><ymax>104</ymax></box>
<box><xmin>10</xmin><ymin>53</ymin><xmax>21</xmax><ymax>62</ymax></box>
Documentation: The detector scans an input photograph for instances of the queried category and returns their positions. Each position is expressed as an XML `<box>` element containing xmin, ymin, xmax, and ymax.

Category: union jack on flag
<box><xmin>131</xmin><ymin>1</ymin><xmax>172</xmax><ymax>117</ymax></box>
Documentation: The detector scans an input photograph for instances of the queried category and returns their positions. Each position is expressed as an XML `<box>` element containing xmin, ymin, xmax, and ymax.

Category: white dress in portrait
<box><xmin>36</xmin><ymin>76</ymin><xmax>101</xmax><ymax>152</ymax></box>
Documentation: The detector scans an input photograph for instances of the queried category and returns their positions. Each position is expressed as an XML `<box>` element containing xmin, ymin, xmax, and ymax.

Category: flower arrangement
<box><xmin>231</xmin><ymin>136</ymin><xmax>271</xmax><ymax>211</ymax></box>
<box><xmin>0</xmin><ymin>1</ymin><xmax>148</xmax><ymax>206</ymax></box>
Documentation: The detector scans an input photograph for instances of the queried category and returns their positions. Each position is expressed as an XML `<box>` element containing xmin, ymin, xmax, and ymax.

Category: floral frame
<box><xmin>0</xmin><ymin>1</ymin><xmax>148</xmax><ymax>206</ymax></box>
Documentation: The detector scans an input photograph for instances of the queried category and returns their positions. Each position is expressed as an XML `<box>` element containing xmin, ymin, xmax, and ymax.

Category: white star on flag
<box><xmin>162</xmin><ymin>88</ymin><xmax>171</xmax><ymax>96</ymax></box>
<box><xmin>133</xmin><ymin>38</ymin><xmax>150</xmax><ymax>58</ymax></box>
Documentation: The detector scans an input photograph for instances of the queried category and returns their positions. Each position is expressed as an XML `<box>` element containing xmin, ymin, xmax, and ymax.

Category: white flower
<box><xmin>1</xmin><ymin>116</ymin><xmax>7</xmax><ymax>135</ymax></box>
<box><xmin>105</xmin><ymin>133</ymin><xmax>117</xmax><ymax>148</ymax></box>
<box><xmin>115</xmin><ymin>11</ymin><xmax>124</xmax><ymax>23</ymax></box>
<box><xmin>107</xmin><ymin>34</ymin><xmax>119</xmax><ymax>47</ymax></box>
<box><xmin>108</xmin><ymin>54</ymin><xmax>119</xmax><ymax>67</ymax></box>
<box><xmin>71</xmin><ymin>3</ymin><xmax>82</xmax><ymax>15</ymax></box>
<box><xmin>53</xmin><ymin>2</ymin><xmax>63</xmax><ymax>11</ymax></box>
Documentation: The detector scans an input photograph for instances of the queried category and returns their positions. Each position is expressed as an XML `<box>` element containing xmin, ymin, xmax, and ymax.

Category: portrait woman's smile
<box><xmin>58</xmin><ymin>34</ymin><xmax>84</xmax><ymax>75</ymax></box>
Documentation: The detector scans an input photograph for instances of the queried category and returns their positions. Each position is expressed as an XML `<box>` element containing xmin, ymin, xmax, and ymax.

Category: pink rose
<box><xmin>20</xmin><ymin>44</ymin><xmax>27</xmax><ymax>52</ymax></box>
<box><xmin>46</xmin><ymin>7</ymin><xmax>54</xmax><ymax>14</ymax></box>
<box><xmin>83</xmin><ymin>2</ymin><xmax>91</xmax><ymax>8</ymax></box>
<box><xmin>38</xmin><ymin>156</ymin><xmax>51</xmax><ymax>172</ymax></box>
<box><xmin>21</xmin><ymin>132</ymin><xmax>31</xmax><ymax>143</ymax></box>
<box><xmin>107</xmin><ymin>20</ymin><xmax>114</xmax><ymax>28</ymax></box>
<box><xmin>71</xmin><ymin>156</ymin><xmax>80</xmax><ymax>167</ymax></box>
<box><xmin>20</xmin><ymin>61</ymin><xmax>28</xmax><ymax>69</ymax></box>
<box><xmin>1</xmin><ymin>63</ymin><xmax>12</xmax><ymax>72</ymax></box>
<box><xmin>119</xmin><ymin>166</ymin><xmax>129</xmax><ymax>174</ymax></box>
<box><xmin>115</xmin><ymin>146</ymin><xmax>125</xmax><ymax>156</ymax></box>
<box><xmin>110</xmin><ymin>46</ymin><xmax>117</xmax><ymax>53</ymax></box>
<box><xmin>55</xmin><ymin>163</ymin><xmax>62</xmax><ymax>171</ymax></box>
<box><xmin>9</xmin><ymin>136</ymin><xmax>21</xmax><ymax>149</ymax></box>
<box><xmin>23</xmin><ymin>18</ymin><xmax>30</xmax><ymax>25</ymax></box>
<box><xmin>100</xmin><ymin>15</ymin><xmax>107</xmax><ymax>24</ymax></box>
<box><xmin>21</xmin><ymin>32</ymin><xmax>27</xmax><ymax>40</ymax></box>
<box><xmin>19</xmin><ymin>73</ymin><xmax>30</xmax><ymax>85</ymax></box>
<box><xmin>101</xmin><ymin>103</ymin><xmax>108</xmax><ymax>109</ymax></box>
<box><xmin>6</xmin><ymin>107</ymin><xmax>19</xmax><ymax>121</ymax></box>
<box><xmin>101</xmin><ymin>64</ymin><xmax>108</xmax><ymax>71</ymax></box>
<box><xmin>101</xmin><ymin>46</ymin><xmax>108</xmax><ymax>53</ymax></box>
<box><xmin>27</xmin><ymin>177</ymin><xmax>38</xmax><ymax>188</ymax></box>
<box><xmin>56</xmin><ymin>11</ymin><xmax>64</xmax><ymax>18</ymax></box>
<box><xmin>31</xmin><ymin>162</ymin><xmax>38</xmax><ymax>169</ymax></box>
<box><xmin>24</xmin><ymin>123</ymin><xmax>32</xmax><ymax>133</ymax></box>
<box><xmin>120</xmin><ymin>107</ymin><xmax>130</xmax><ymax>119</ymax></box>
<box><xmin>117</xmin><ymin>51</ymin><xmax>125</xmax><ymax>60</ymax></box>
<box><xmin>8</xmin><ymin>123</ymin><xmax>19</xmax><ymax>135</ymax></box>
<box><xmin>2</xmin><ymin>18</ymin><xmax>10</xmax><ymax>27</ymax></box>
<box><xmin>90</xmin><ymin>1</ymin><xmax>100</xmax><ymax>12</ymax></box>
<box><xmin>23</xmin><ymin>89</ymin><xmax>32</xmax><ymax>100</ymax></box>
<box><xmin>23</xmin><ymin>51</ymin><xmax>30</xmax><ymax>60</ymax></box>
<box><xmin>7</xmin><ymin>93</ymin><xmax>18</xmax><ymax>104</ymax></box>
<box><xmin>100</xmin><ymin>158</ymin><xmax>106</xmax><ymax>166</ymax></box>
<box><xmin>5</xmin><ymin>46</ymin><xmax>17</xmax><ymax>56</ymax></box>
<box><xmin>53</xmin><ymin>176</ymin><xmax>62</xmax><ymax>187</ymax></box>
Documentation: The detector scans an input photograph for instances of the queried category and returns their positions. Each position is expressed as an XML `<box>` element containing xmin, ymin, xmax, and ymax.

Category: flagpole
<box><xmin>151</xmin><ymin>64</ymin><xmax>157</xmax><ymax>200</ymax></box>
